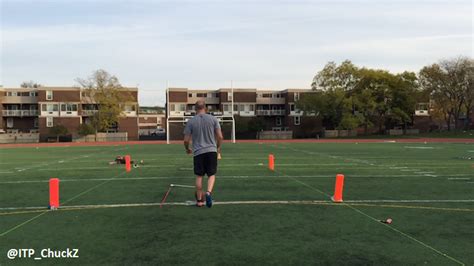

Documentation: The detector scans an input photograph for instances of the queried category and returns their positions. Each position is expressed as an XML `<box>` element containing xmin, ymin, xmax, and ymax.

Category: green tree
<box><xmin>309</xmin><ymin>60</ymin><xmax>360</xmax><ymax>129</ymax></box>
<box><xmin>77</xmin><ymin>70</ymin><xmax>134</xmax><ymax>136</ymax></box>
<box><xmin>20</xmin><ymin>80</ymin><xmax>41</xmax><ymax>88</ymax></box>
<box><xmin>419</xmin><ymin>57</ymin><xmax>473</xmax><ymax>130</ymax></box>
<box><xmin>248</xmin><ymin>117</ymin><xmax>266</xmax><ymax>132</ymax></box>
<box><xmin>337</xmin><ymin>113</ymin><xmax>360</xmax><ymax>130</ymax></box>
<box><xmin>461</xmin><ymin>58</ymin><xmax>474</xmax><ymax>129</ymax></box>
<box><xmin>78</xmin><ymin>123</ymin><xmax>96</xmax><ymax>136</ymax></box>
<box><xmin>49</xmin><ymin>124</ymin><xmax>69</xmax><ymax>142</ymax></box>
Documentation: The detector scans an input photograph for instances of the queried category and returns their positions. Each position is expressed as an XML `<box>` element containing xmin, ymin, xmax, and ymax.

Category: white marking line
<box><xmin>424</xmin><ymin>174</ymin><xmax>438</xmax><ymax>177</ymax></box>
<box><xmin>272</xmin><ymin>151</ymin><xmax>466</xmax><ymax>266</ymax></box>
<box><xmin>404</xmin><ymin>146</ymin><xmax>436</xmax><ymax>149</ymax></box>
<box><xmin>1</xmin><ymin>147</ymin><xmax>126</xmax><ymax>173</ymax></box>
<box><xmin>2</xmin><ymin>199</ymin><xmax>474</xmax><ymax>211</ymax></box>
<box><xmin>2</xmin><ymin>174</ymin><xmax>473</xmax><ymax>184</ymax></box>
<box><xmin>0</xmin><ymin>164</ymin><xmax>465</xmax><ymax>174</ymax></box>
<box><xmin>447</xmin><ymin>178</ymin><xmax>471</xmax><ymax>180</ymax></box>
<box><xmin>0</xmin><ymin>170</ymin><xmax>128</xmax><ymax>237</ymax></box>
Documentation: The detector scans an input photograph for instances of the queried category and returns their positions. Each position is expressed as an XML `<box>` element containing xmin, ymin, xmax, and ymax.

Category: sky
<box><xmin>0</xmin><ymin>0</ymin><xmax>472</xmax><ymax>106</ymax></box>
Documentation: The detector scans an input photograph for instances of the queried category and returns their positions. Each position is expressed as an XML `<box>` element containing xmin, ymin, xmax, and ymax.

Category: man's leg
<box><xmin>207</xmin><ymin>175</ymin><xmax>215</xmax><ymax>194</ymax></box>
<box><xmin>205</xmin><ymin>152</ymin><xmax>218</xmax><ymax>208</ymax></box>
<box><xmin>195</xmin><ymin>176</ymin><xmax>204</xmax><ymax>206</ymax></box>
<box><xmin>194</xmin><ymin>154</ymin><xmax>205</xmax><ymax>207</ymax></box>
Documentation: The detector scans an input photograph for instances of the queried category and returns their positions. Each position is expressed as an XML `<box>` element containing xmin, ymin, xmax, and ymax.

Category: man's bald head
<box><xmin>195</xmin><ymin>101</ymin><xmax>206</xmax><ymax>112</ymax></box>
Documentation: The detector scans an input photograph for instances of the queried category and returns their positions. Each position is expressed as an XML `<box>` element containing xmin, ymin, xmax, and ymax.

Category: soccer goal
<box><xmin>166</xmin><ymin>115</ymin><xmax>236</xmax><ymax>144</ymax></box>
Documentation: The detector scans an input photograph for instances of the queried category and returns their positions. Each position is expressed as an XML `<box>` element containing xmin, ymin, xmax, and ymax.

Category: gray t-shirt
<box><xmin>184</xmin><ymin>113</ymin><xmax>221</xmax><ymax>156</ymax></box>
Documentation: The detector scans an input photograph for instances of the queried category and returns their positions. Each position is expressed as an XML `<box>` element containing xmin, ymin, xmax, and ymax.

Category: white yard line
<box><xmin>404</xmin><ymin>146</ymin><xmax>436</xmax><ymax>149</ymax></box>
<box><xmin>1</xmin><ymin>147</ymin><xmax>127</xmax><ymax>173</ymax></box>
<box><xmin>2</xmin><ymin>199</ymin><xmax>474</xmax><ymax>211</ymax></box>
<box><xmin>2</xmin><ymin>174</ymin><xmax>474</xmax><ymax>184</ymax></box>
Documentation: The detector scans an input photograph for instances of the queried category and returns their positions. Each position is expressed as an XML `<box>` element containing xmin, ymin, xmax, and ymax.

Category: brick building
<box><xmin>0</xmin><ymin>86</ymin><xmax>139</xmax><ymax>141</ymax></box>
<box><xmin>138</xmin><ymin>107</ymin><xmax>165</xmax><ymax>137</ymax></box>
<box><xmin>166</xmin><ymin>87</ymin><xmax>322</xmax><ymax>140</ymax></box>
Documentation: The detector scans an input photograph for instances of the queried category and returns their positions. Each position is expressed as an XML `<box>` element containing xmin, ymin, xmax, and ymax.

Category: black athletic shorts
<box><xmin>193</xmin><ymin>152</ymin><xmax>218</xmax><ymax>177</ymax></box>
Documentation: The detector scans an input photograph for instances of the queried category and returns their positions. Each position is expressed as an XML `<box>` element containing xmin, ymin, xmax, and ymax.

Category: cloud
<box><xmin>1</xmin><ymin>0</ymin><xmax>472</xmax><ymax>105</ymax></box>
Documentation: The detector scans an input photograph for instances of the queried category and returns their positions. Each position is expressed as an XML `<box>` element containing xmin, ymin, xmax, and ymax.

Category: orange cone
<box><xmin>49</xmin><ymin>178</ymin><xmax>60</xmax><ymax>209</ymax></box>
<box><xmin>125</xmin><ymin>155</ymin><xmax>131</xmax><ymax>172</ymax></box>
<box><xmin>268</xmin><ymin>154</ymin><xmax>275</xmax><ymax>171</ymax></box>
<box><xmin>331</xmin><ymin>174</ymin><xmax>344</xmax><ymax>202</ymax></box>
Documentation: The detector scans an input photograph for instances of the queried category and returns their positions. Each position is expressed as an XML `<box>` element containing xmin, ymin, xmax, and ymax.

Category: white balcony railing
<box><xmin>290</xmin><ymin>110</ymin><xmax>303</xmax><ymax>116</ymax></box>
<box><xmin>2</xmin><ymin>110</ymin><xmax>39</xmax><ymax>116</ymax></box>
<box><xmin>415</xmin><ymin>110</ymin><xmax>429</xmax><ymax>116</ymax></box>
<box><xmin>61</xmin><ymin>111</ymin><xmax>79</xmax><ymax>117</ymax></box>
<box><xmin>81</xmin><ymin>110</ymin><xmax>98</xmax><ymax>116</ymax></box>
<box><xmin>256</xmin><ymin>110</ymin><xmax>285</xmax><ymax>116</ymax></box>
<box><xmin>170</xmin><ymin>111</ymin><xmax>186</xmax><ymax>117</ymax></box>
<box><xmin>41</xmin><ymin>111</ymin><xmax>60</xmax><ymax>117</ymax></box>
<box><xmin>239</xmin><ymin>111</ymin><xmax>255</xmax><ymax>117</ymax></box>
<box><xmin>123</xmin><ymin>111</ymin><xmax>137</xmax><ymax>116</ymax></box>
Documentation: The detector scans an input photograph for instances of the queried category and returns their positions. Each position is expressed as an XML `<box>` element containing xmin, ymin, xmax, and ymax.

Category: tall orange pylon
<box><xmin>49</xmin><ymin>178</ymin><xmax>60</xmax><ymax>209</ymax></box>
<box><xmin>125</xmin><ymin>155</ymin><xmax>131</xmax><ymax>172</ymax></box>
<box><xmin>331</xmin><ymin>174</ymin><xmax>344</xmax><ymax>203</ymax></box>
<box><xmin>268</xmin><ymin>154</ymin><xmax>275</xmax><ymax>171</ymax></box>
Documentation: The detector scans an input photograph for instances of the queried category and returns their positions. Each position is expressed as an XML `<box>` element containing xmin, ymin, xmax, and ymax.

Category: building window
<box><xmin>233</xmin><ymin>105</ymin><xmax>238</xmax><ymax>112</ymax></box>
<box><xmin>223</xmin><ymin>104</ymin><xmax>229</xmax><ymax>112</ymax></box>
<box><xmin>188</xmin><ymin>93</ymin><xmax>193</xmax><ymax>97</ymax></box>
<box><xmin>197</xmin><ymin>93</ymin><xmax>207</xmax><ymax>97</ymax></box>
<box><xmin>29</xmin><ymin>91</ymin><xmax>38</xmax><ymax>97</ymax></box>
<box><xmin>179</xmin><ymin>104</ymin><xmax>186</xmax><ymax>111</ymax></box>
<box><xmin>123</xmin><ymin>105</ymin><xmax>135</xmax><ymax>112</ymax></box>
<box><xmin>249</xmin><ymin>105</ymin><xmax>254</xmax><ymax>111</ymax></box>
<box><xmin>34</xmin><ymin>118</ymin><xmax>39</xmax><ymax>128</ymax></box>
<box><xmin>42</xmin><ymin>104</ymin><xmax>59</xmax><ymax>112</ymax></box>
<box><xmin>294</xmin><ymin>93</ymin><xmax>300</xmax><ymax>101</ymax></box>
<box><xmin>170</xmin><ymin>104</ymin><xmax>175</xmax><ymax>111</ymax></box>
<box><xmin>46</xmin><ymin>117</ymin><xmax>53</xmax><ymax>127</ymax></box>
<box><xmin>7</xmin><ymin>118</ymin><xmax>13</xmax><ymax>128</ymax></box>
<box><xmin>276</xmin><ymin>117</ymin><xmax>282</xmax><ymax>126</ymax></box>
<box><xmin>46</xmin><ymin>90</ymin><xmax>53</xmax><ymax>100</ymax></box>
<box><xmin>61</xmin><ymin>103</ymin><xmax>78</xmax><ymax>112</ymax></box>
<box><xmin>294</xmin><ymin>116</ymin><xmax>301</xmax><ymax>125</ymax></box>
<box><xmin>290</xmin><ymin>104</ymin><xmax>295</xmax><ymax>111</ymax></box>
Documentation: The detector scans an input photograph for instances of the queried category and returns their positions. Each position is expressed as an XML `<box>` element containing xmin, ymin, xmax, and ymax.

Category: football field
<box><xmin>0</xmin><ymin>141</ymin><xmax>473</xmax><ymax>265</ymax></box>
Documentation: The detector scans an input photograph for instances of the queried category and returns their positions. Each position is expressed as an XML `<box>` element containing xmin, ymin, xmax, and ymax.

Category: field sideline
<box><xmin>0</xmin><ymin>140</ymin><xmax>473</xmax><ymax>265</ymax></box>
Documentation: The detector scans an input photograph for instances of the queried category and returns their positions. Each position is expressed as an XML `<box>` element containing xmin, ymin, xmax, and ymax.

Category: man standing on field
<box><xmin>184</xmin><ymin>101</ymin><xmax>223</xmax><ymax>208</ymax></box>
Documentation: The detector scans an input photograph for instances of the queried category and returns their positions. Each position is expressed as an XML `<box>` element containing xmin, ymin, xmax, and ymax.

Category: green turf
<box><xmin>0</xmin><ymin>142</ymin><xmax>473</xmax><ymax>265</ymax></box>
<box><xmin>331</xmin><ymin>130</ymin><xmax>474</xmax><ymax>139</ymax></box>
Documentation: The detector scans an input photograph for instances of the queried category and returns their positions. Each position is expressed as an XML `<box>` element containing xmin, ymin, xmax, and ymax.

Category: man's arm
<box><xmin>184</xmin><ymin>134</ymin><xmax>192</xmax><ymax>154</ymax></box>
<box><xmin>215</xmin><ymin>127</ymin><xmax>223</xmax><ymax>153</ymax></box>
